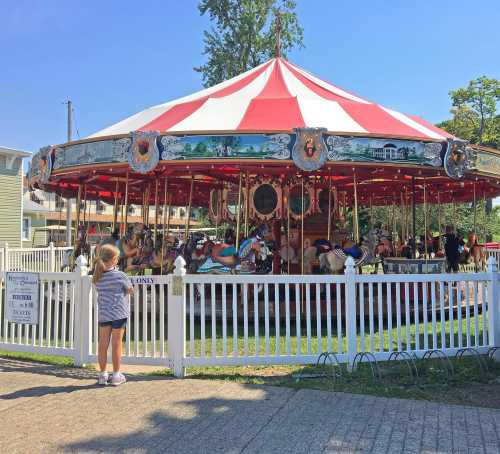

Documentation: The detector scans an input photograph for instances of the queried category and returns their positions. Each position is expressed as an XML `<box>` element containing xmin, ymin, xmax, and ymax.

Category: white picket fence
<box><xmin>0</xmin><ymin>243</ymin><xmax>72</xmax><ymax>273</ymax></box>
<box><xmin>0</xmin><ymin>256</ymin><xmax>499</xmax><ymax>377</ymax></box>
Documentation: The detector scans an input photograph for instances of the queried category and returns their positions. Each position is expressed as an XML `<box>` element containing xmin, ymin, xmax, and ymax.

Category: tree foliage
<box><xmin>195</xmin><ymin>0</ymin><xmax>304</xmax><ymax>87</ymax></box>
<box><xmin>437</xmin><ymin>76</ymin><xmax>500</xmax><ymax>147</ymax></box>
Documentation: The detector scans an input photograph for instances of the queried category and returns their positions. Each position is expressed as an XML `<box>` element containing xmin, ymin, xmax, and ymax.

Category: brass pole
<box><xmin>123</xmin><ymin>172</ymin><xmax>130</xmax><ymax>234</ymax></box>
<box><xmin>353</xmin><ymin>173</ymin><xmax>359</xmax><ymax>244</ymax></box>
<box><xmin>185</xmin><ymin>176</ymin><xmax>194</xmax><ymax>240</ymax></box>
<box><xmin>287</xmin><ymin>182</ymin><xmax>291</xmax><ymax>274</ymax></box>
<box><xmin>112</xmin><ymin>180</ymin><xmax>119</xmax><ymax>232</ymax></box>
<box><xmin>235</xmin><ymin>172</ymin><xmax>243</xmax><ymax>252</ymax></box>
<box><xmin>75</xmin><ymin>185</ymin><xmax>82</xmax><ymax>234</ymax></box>
<box><xmin>82</xmin><ymin>185</ymin><xmax>87</xmax><ymax>226</ymax></box>
<box><xmin>161</xmin><ymin>177</ymin><xmax>168</xmax><ymax>274</ymax></box>
<box><xmin>424</xmin><ymin>180</ymin><xmax>428</xmax><ymax>261</ymax></box>
<box><xmin>166</xmin><ymin>194</ymin><xmax>171</xmax><ymax>239</ymax></box>
<box><xmin>437</xmin><ymin>191</ymin><xmax>442</xmax><ymax>250</ymax></box>
<box><xmin>473</xmin><ymin>182</ymin><xmax>477</xmax><ymax>234</ymax></box>
<box><xmin>244</xmin><ymin>171</ymin><xmax>250</xmax><ymax>237</ymax></box>
<box><xmin>327</xmin><ymin>171</ymin><xmax>332</xmax><ymax>242</ymax></box>
<box><xmin>154</xmin><ymin>178</ymin><xmax>159</xmax><ymax>247</ymax></box>
<box><xmin>301</xmin><ymin>176</ymin><xmax>305</xmax><ymax>275</ymax></box>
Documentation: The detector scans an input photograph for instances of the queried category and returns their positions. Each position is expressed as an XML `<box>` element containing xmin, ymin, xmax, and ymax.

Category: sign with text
<box><xmin>6</xmin><ymin>272</ymin><xmax>40</xmax><ymax>324</ymax></box>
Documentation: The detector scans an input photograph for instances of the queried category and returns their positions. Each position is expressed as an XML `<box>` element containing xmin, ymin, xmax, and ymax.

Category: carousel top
<box><xmin>89</xmin><ymin>57</ymin><xmax>454</xmax><ymax>141</ymax></box>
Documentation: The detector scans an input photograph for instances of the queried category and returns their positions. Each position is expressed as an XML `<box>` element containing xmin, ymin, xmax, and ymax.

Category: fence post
<box><xmin>4</xmin><ymin>242</ymin><xmax>8</xmax><ymax>272</ymax></box>
<box><xmin>49</xmin><ymin>242</ymin><xmax>55</xmax><ymax>272</ymax></box>
<box><xmin>345</xmin><ymin>256</ymin><xmax>358</xmax><ymax>371</ymax></box>
<box><xmin>168</xmin><ymin>256</ymin><xmax>186</xmax><ymax>378</ymax></box>
<box><xmin>74</xmin><ymin>255</ymin><xmax>91</xmax><ymax>367</ymax></box>
<box><xmin>487</xmin><ymin>256</ymin><xmax>500</xmax><ymax>361</ymax></box>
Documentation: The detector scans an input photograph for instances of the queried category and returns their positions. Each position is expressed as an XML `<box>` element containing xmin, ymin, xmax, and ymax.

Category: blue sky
<box><xmin>1</xmin><ymin>0</ymin><xmax>499</xmax><ymax>155</ymax></box>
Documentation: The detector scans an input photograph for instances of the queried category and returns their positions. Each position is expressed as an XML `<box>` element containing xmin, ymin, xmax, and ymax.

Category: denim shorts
<box><xmin>99</xmin><ymin>318</ymin><xmax>127</xmax><ymax>329</ymax></box>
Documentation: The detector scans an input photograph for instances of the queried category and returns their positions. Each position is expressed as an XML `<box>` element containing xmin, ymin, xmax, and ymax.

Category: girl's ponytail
<box><xmin>93</xmin><ymin>258</ymin><xmax>105</xmax><ymax>284</ymax></box>
<box><xmin>92</xmin><ymin>244</ymin><xmax>120</xmax><ymax>284</ymax></box>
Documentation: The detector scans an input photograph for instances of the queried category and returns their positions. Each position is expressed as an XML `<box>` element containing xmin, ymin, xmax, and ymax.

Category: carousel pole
<box><xmin>301</xmin><ymin>176</ymin><xmax>305</xmax><ymax>275</ymax></box>
<box><xmin>473</xmin><ymin>181</ymin><xmax>477</xmax><ymax>234</ymax></box>
<box><xmin>185</xmin><ymin>176</ymin><xmax>194</xmax><ymax>240</ymax></box>
<box><xmin>112</xmin><ymin>180</ymin><xmax>119</xmax><ymax>233</ymax></box>
<box><xmin>75</xmin><ymin>184</ymin><xmax>82</xmax><ymax>233</ymax></box>
<box><xmin>235</xmin><ymin>172</ymin><xmax>243</xmax><ymax>252</ymax></box>
<box><xmin>411</xmin><ymin>177</ymin><xmax>416</xmax><ymax>259</ymax></box>
<box><xmin>123</xmin><ymin>171</ymin><xmax>130</xmax><ymax>234</ymax></box>
<box><xmin>82</xmin><ymin>185</ymin><xmax>87</xmax><ymax>227</ymax></box>
<box><xmin>423</xmin><ymin>180</ymin><xmax>428</xmax><ymax>262</ymax></box>
<box><xmin>154</xmin><ymin>178</ymin><xmax>159</xmax><ymax>246</ymax></box>
<box><xmin>437</xmin><ymin>191</ymin><xmax>442</xmax><ymax>250</ymax></box>
<box><xmin>327</xmin><ymin>170</ymin><xmax>332</xmax><ymax>243</ymax></box>
<box><xmin>161</xmin><ymin>177</ymin><xmax>168</xmax><ymax>275</ymax></box>
<box><xmin>287</xmin><ymin>182</ymin><xmax>291</xmax><ymax>274</ymax></box>
<box><xmin>353</xmin><ymin>172</ymin><xmax>360</xmax><ymax>244</ymax></box>
<box><xmin>244</xmin><ymin>171</ymin><xmax>250</xmax><ymax>237</ymax></box>
<box><xmin>166</xmin><ymin>194</ymin><xmax>172</xmax><ymax>239</ymax></box>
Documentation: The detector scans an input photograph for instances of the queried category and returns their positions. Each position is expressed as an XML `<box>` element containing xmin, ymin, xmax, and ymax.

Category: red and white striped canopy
<box><xmin>89</xmin><ymin>57</ymin><xmax>453</xmax><ymax>141</ymax></box>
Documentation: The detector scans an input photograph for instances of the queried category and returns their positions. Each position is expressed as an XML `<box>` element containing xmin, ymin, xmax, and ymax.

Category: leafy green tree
<box><xmin>195</xmin><ymin>0</ymin><xmax>304</xmax><ymax>87</ymax></box>
<box><xmin>437</xmin><ymin>76</ymin><xmax>500</xmax><ymax>147</ymax></box>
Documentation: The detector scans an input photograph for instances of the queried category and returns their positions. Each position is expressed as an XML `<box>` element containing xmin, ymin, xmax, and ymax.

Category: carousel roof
<box><xmin>89</xmin><ymin>57</ymin><xmax>454</xmax><ymax>141</ymax></box>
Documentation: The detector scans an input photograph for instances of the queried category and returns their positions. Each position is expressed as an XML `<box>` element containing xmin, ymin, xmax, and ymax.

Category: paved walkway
<box><xmin>1</xmin><ymin>358</ymin><xmax>500</xmax><ymax>453</ymax></box>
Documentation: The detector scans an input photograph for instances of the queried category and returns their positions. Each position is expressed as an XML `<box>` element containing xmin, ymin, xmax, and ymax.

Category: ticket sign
<box><xmin>6</xmin><ymin>272</ymin><xmax>40</xmax><ymax>324</ymax></box>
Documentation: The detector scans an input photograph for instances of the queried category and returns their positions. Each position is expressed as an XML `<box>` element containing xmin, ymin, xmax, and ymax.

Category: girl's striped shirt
<box><xmin>94</xmin><ymin>268</ymin><xmax>133</xmax><ymax>322</ymax></box>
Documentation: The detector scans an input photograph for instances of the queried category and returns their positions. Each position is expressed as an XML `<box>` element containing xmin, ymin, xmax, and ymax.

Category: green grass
<box><xmin>0</xmin><ymin>349</ymin><xmax>75</xmax><ymax>367</ymax></box>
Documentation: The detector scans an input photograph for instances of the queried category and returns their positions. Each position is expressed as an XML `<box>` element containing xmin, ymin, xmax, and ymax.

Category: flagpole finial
<box><xmin>275</xmin><ymin>11</ymin><xmax>281</xmax><ymax>58</ymax></box>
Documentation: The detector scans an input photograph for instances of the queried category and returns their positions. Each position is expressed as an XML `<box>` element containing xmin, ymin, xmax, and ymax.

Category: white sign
<box><xmin>6</xmin><ymin>272</ymin><xmax>40</xmax><ymax>324</ymax></box>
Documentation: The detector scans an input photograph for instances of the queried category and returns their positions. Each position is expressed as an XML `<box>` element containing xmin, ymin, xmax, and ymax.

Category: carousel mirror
<box><xmin>317</xmin><ymin>188</ymin><xmax>337</xmax><ymax>214</ymax></box>
<box><xmin>223</xmin><ymin>186</ymin><xmax>245</xmax><ymax>221</ymax></box>
<box><xmin>288</xmin><ymin>184</ymin><xmax>313</xmax><ymax>220</ymax></box>
<box><xmin>209</xmin><ymin>189</ymin><xmax>221</xmax><ymax>223</ymax></box>
<box><xmin>250</xmin><ymin>181</ymin><xmax>281</xmax><ymax>220</ymax></box>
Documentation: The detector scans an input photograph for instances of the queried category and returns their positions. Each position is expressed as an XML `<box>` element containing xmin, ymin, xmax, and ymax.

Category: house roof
<box><xmin>0</xmin><ymin>146</ymin><xmax>31</xmax><ymax>158</ymax></box>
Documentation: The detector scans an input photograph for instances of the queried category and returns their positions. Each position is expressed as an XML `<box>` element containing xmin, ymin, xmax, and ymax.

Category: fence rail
<box><xmin>0</xmin><ymin>256</ymin><xmax>499</xmax><ymax>377</ymax></box>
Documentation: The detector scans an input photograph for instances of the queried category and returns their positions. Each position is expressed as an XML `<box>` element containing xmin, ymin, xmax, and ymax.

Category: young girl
<box><xmin>93</xmin><ymin>244</ymin><xmax>134</xmax><ymax>386</ymax></box>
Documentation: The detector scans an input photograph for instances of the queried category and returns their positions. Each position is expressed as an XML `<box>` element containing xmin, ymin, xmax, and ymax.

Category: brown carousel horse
<box><xmin>463</xmin><ymin>232</ymin><xmax>487</xmax><ymax>272</ymax></box>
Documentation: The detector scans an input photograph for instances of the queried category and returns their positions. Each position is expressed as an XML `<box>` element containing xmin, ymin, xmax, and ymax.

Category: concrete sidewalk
<box><xmin>1</xmin><ymin>358</ymin><xmax>500</xmax><ymax>453</ymax></box>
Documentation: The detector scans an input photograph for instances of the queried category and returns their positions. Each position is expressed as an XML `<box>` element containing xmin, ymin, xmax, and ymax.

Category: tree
<box><xmin>438</xmin><ymin>76</ymin><xmax>500</xmax><ymax>147</ymax></box>
<box><xmin>195</xmin><ymin>0</ymin><xmax>304</xmax><ymax>87</ymax></box>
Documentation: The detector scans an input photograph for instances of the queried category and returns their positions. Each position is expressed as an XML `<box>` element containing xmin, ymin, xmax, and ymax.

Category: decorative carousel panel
<box><xmin>325</xmin><ymin>135</ymin><xmax>444</xmax><ymax>167</ymax></box>
<box><xmin>249</xmin><ymin>179</ymin><xmax>282</xmax><ymax>221</ymax></box>
<box><xmin>474</xmin><ymin>149</ymin><xmax>500</xmax><ymax>177</ymax></box>
<box><xmin>160</xmin><ymin>133</ymin><xmax>293</xmax><ymax>160</ymax></box>
<box><xmin>208</xmin><ymin>189</ymin><xmax>223</xmax><ymax>224</ymax></box>
<box><xmin>222</xmin><ymin>186</ymin><xmax>246</xmax><ymax>221</ymax></box>
<box><xmin>28</xmin><ymin>145</ymin><xmax>54</xmax><ymax>187</ymax></box>
<box><xmin>443</xmin><ymin>139</ymin><xmax>476</xmax><ymax>180</ymax></box>
<box><xmin>53</xmin><ymin>138</ymin><xmax>131</xmax><ymax>170</ymax></box>
<box><xmin>286</xmin><ymin>182</ymin><xmax>314</xmax><ymax>220</ymax></box>
<box><xmin>128</xmin><ymin>131</ymin><xmax>160</xmax><ymax>174</ymax></box>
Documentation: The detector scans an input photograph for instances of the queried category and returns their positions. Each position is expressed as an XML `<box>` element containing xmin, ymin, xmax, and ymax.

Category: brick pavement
<box><xmin>1</xmin><ymin>358</ymin><xmax>500</xmax><ymax>453</ymax></box>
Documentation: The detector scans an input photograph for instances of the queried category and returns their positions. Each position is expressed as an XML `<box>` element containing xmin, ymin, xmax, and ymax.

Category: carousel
<box><xmin>27</xmin><ymin>54</ymin><xmax>500</xmax><ymax>277</ymax></box>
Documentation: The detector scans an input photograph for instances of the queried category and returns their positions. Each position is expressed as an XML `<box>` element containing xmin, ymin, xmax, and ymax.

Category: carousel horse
<box><xmin>196</xmin><ymin>225</ymin><xmax>273</xmax><ymax>274</ymax></box>
<box><xmin>61</xmin><ymin>226</ymin><xmax>91</xmax><ymax>271</ymax></box>
<box><xmin>464</xmin><ymin>232</ymin><xmax>487</xmax><ymax>271</ymax></box>
<box><xmin>303</xmin><ymin>239</ymin><xmax>333</xmax><ymax>274</ymax></box>
<box><xmin>318</xmin><ymin>239</ymin><xmax>369</xmax><ymax>274</ymax></box>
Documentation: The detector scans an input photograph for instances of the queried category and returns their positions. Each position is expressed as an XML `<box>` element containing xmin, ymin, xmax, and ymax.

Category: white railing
<box><xmin>0</xmin><ymin>256</ymin><xmax>499</xmax><ymax>377</ymax></box>
<box><xmin>486</xmin><ymin>248</ymin><xmax>500</xmax><ymax>265</ymax></box>
<box><xmin>0</xmin><ymin>272</ymin><xmax>79</xmax><ymax>358</ymax></box>
<box><xmin>1</xmin><ymin>243</ymin><xmax>72</xmax><ymax>273</ymax></box>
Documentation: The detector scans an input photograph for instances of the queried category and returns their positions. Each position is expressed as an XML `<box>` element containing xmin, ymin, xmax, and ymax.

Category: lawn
<box><xmin>2</xmin><ymin>313</ymin><xmax>498</xmax><ymax>409</ymax></box>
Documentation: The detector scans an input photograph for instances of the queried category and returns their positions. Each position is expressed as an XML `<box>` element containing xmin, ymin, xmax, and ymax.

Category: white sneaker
<box><xmin>111</xmin><ymin>372</ymin><xmax>126</xmax><ymax>386</ymax></box>
<box><xmin>98</xmin><ymin>372</ymin><xmax>109</xmax><ymax>386</ymax></box>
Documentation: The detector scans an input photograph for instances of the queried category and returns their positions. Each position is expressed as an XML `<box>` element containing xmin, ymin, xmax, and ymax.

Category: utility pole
<box><xmin>65</xmin><ymin>100</ymin><xmax>73</xmax><ymax>246</ymax></box>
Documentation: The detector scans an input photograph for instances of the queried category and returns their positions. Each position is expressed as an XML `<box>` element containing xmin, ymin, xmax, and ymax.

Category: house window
<box><xmin>55</xmin><ymin>195</ymin><xmax>66</xmax><ymax>209</ymax></box>
<box><xmin>22</xmin><ymin>217</ymin><xmax>31</xmax><ymax>241</ymax></box>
